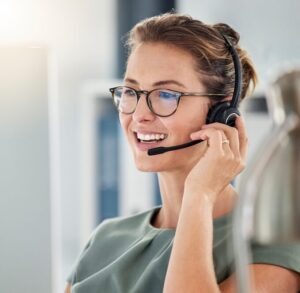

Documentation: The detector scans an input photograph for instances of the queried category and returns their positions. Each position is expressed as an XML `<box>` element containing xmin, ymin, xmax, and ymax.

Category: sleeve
<box><xmin>251</xmin><ymin>241</ymin><xmax>300</xmax><ymax>273</ymax></box>
<box><xmin>66</xmin><ymin>238</ymin><xmax>93</xmax><ymax>285</ymax></box>
<box><xmin>65</xmin><ymin>218</ymin><xmax>113</xmax><ymax>284</ymax></box>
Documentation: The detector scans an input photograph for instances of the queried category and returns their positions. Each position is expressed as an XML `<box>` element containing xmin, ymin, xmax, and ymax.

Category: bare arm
<box><xmin>164</xmin><ymin>117</ymin><xmax>245</xmax><ymax>293</ymax></box>
<box><xmin>163</xmin><ymin>191</ymin><xmax>219</xmax><ymax>293</ymax></box>
<box><xmin>163</xmin><ymin>194</ymin><xmax>300</xmax><ymax>293</ymax></box>
<box><xmin>163</xmin><ymin>117</ymin><xmax>300</xmax><ymax>292</ymax></box>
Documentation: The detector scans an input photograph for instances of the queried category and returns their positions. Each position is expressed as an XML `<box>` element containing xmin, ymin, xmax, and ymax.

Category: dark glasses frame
<box><xmin>109</xmin><ymin>86</ymin><xmax>228</xmax><ymax>117</ymax></box>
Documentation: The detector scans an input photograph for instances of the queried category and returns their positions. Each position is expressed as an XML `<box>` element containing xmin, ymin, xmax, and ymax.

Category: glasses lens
<box><xmin>113</xmin><ymin>86</ymin><xmax>137</xmax><ymax>114</ymax></box>
<box><xmin>149</xmin><ymin>90</ymin><xmax>180</xmax><ymax>116</ymax></box>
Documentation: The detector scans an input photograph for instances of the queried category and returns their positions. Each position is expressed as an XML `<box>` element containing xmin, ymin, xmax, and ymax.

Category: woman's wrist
<box><xmin>182</xmin><ymin>186</ymin><xmax>215</xmax><ymax>215</ymax></box>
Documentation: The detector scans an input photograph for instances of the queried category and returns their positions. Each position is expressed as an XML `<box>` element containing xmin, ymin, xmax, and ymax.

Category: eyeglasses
<box><xmin>109</xmin><ymin>86</ymin><xmax>227</xmax><ymax>117</ymax></box>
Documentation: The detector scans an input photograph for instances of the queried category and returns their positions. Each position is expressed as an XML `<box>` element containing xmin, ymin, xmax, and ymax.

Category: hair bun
<box><xmin>213</xmin><ymin>23</ymin><xmax>240</xmax><ymax>45</ymax></box>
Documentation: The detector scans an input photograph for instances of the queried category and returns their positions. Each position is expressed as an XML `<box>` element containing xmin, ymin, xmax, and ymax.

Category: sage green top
<box><xmin>68</xmin><ymin>206</ymin><xmax>300</xmax><ymax>293</ymax></box>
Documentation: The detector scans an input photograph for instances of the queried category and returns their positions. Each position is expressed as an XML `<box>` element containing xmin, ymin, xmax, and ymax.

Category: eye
<box><xmin>123</xmin><ymin>88</ymin><xmax>136</xmax><ymax>97</ymax></box>
<box><xmin>158</xmin><ymin>90</ymin><xmax>180</xmax><ymax>100</ymax></box>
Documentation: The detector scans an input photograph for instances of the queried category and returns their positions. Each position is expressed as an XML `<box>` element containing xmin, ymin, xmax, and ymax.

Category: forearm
<box><xmin>163</xmin><ymin>191</ymin><xmax>220</xmax><ymax>293</ymax></box>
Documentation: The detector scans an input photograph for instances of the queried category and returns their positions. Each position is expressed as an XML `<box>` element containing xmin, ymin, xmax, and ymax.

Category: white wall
<box><xmin>177</xmin><ymin>0</ymin><xmax>300</xmax><ymax>88</ymax></box>
<box><xmin>0</xmin><ymin>47</ymin><xmax>53</xmax><ymax>293</ymax></box>
<box><xmin>0</xmin><ymin>0</ymin><xmax>117</xmax><ymax>290</ymax></box>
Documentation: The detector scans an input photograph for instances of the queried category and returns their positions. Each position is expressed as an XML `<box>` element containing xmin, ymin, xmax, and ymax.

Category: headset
<box><xmin>148</xmin><ymin>34</ymin><xmax>243</xmax><ymax>156</ymax></box>
<box><xmin>206</xmin><ymin>34</ymin><xmax>242</xmax><ymax>126</ymax></box>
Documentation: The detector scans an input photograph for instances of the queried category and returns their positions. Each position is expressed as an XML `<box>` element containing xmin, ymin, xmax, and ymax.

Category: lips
<box><xmin>136</xmin><ymin>132</ymin><xmax>167</xmax><ymax>142</ymax></box>
<box><xmin>133</xmin><ymin>131</ymin><xmax>168</xmax><ymax>151</ymax></box>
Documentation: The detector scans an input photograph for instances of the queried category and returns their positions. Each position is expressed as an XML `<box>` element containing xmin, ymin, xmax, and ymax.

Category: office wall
<box><xmin>178</xmin><ymin>0</ymin><xmax>300</xmax><ymax>87</ymax></box>
<box><xmin>0</xmin><ymin>0</ymin><xmax>117</xmax><ymax>290</ymax></box>
<box><xmin>0</xmin><ymin>47</ymin><xmax>52</xmax><ymax>293</ymax></box>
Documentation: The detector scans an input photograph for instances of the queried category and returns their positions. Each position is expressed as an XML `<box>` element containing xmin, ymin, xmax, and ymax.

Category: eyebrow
<box><xmin>124</xmin><ymin>78</ymin><xmax>187</xmax><ymax>89</ymax></box>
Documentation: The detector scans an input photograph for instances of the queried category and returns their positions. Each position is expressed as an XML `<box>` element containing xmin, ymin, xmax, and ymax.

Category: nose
<box><xmin>132</xmin><ymin>94</ymin><xmax>156</xmax><ymax>122</ymax></box>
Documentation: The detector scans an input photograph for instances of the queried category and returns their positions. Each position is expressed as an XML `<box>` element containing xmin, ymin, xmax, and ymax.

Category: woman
<box><xmin>66</xmin><ymin>13</ymin><xmax>300</xmax><ymax>292</ymax></box>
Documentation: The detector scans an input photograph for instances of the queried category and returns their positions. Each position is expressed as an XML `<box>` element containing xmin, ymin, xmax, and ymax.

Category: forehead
<box><xmin>125</xmin><ymin>42</ymin><xmax>203</xmax><ymax>90</ymax></box>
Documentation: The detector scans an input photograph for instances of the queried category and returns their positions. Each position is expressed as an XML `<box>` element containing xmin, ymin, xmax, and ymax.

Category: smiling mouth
<box><xmin>135</xmin><ymin>132</ymin><xmax>168</xmax><ymax>143</ymax></box>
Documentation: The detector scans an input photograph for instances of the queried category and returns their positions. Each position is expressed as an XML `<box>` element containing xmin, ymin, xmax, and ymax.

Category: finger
<box><xmin>191</xmin><ymin>127</ymin><xmax>226</xmax><ymax>154</ymax></box>
<box><xmin>201</xmin><ymin>122</ymin><xmax>240</xmax><ymax>157</ymax></box>
<box><xmin>221</xmin><ymin>137</ymin><xmax>231</xmax><ymax>150</ymax></box>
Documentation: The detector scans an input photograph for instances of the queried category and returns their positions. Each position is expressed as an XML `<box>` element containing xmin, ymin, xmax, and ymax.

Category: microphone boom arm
<box><xmin>147</xmin><ymin>139</ymin><xmax>203</xmax><ymax>156</ymax></box>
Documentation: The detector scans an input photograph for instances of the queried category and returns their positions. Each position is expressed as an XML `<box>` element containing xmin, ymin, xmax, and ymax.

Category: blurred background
<box><xmin>0</xmin><ymin>0</ymin><xmax>299</xmax><ymax>292</ymax></box>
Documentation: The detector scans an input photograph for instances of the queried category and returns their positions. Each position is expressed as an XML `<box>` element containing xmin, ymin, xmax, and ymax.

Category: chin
<box><xmin>133</xmin><ymin>155</ymin><xmax>165</xmax><ymax>172</ymax></box>
<box><xmin>132</xmin><ymin>151</ymin><xmax>185</xmax><ymax>173</ymax></box>
<box><xmin>135</xmin><ymin>164</ymin><xmax>160</xmax><ymax>172</ymax></box>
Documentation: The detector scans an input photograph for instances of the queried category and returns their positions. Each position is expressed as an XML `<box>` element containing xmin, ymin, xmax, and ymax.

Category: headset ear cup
<box><xmin>206</xmin><ymin>102</ymin><xmax>240</xmax><ymax>126</ymax></box>
<box><xmin>206</xmin><ymin>102</ymin><xmax>230</xmax><ymax>124</ymax></box>
<box><xmin>223</xmin><ymin>107</ymin><xmax>241</xmax><ymax>126</ymax></box>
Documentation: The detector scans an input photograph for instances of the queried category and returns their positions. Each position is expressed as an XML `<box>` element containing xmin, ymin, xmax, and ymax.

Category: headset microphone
<box><xmin>147</xmin><ymin>139</ymin><xmax>203</xmax><ymax>155</ymax></box>
<box><xmin>148</xmin><ymin>34</ymin><xmax>242</xmax><ymax>156</ymax></box>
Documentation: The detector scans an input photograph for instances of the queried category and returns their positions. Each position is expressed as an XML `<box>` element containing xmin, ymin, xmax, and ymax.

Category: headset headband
<box><xmin>221</xmin><ymin>34</ymin><xmax>242</xmax><ymax>108</ymax></box>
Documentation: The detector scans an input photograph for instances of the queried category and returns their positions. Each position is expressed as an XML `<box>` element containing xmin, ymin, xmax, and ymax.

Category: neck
<box><xmin>155</xmin><ymin>170</ymin><xmax>186</xmax><ymax>229</ymax></box>
<box><xmin>152</xmin><ymin>170</ymin><xmax>237</xmax><ymax>229</ymax></box>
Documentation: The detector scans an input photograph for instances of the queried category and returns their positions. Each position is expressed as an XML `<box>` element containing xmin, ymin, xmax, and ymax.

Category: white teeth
<box><xmin>136</xmin><ymin>132</ymin><xmax>167</xmax><ymax>141</ymax></box>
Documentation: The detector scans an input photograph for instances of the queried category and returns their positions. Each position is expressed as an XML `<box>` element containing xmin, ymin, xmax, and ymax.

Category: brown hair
<box><xmin>126</xmin><ymin>13</ymin><xmax>258</xmax><ymax>101</ymax></box>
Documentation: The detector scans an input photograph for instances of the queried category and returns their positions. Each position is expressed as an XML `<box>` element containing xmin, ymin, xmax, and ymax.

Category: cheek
<box><xmin>119</xmin><ymin>114</ymin><xmax>130</xmax><ymax>131</ymax></box>
<box><xmin>186</xmin><ymin>101</ymin><xmax>210</xmax><ymax>123</ymax></box>
<box><xmin>168</xmin><ymin>103</ymin><xmax>210</xmax><ymax>135</ymax></box>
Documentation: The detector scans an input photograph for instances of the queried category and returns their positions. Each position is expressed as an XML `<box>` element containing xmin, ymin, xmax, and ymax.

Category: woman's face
<box><xmin>120</xmin><ymin>42</ymin><xmax>211</xmax><ymax>173</ymax></box>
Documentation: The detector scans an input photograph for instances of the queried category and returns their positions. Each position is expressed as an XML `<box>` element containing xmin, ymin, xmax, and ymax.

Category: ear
<box><xmin>220</xmin><ymin>96</ymin><xmax>233</xmax><ymax>103</ymax></box>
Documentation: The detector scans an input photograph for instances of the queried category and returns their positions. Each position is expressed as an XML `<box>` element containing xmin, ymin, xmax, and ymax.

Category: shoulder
<box><xmin>89</xmin><ymin>207</ymin><xmax>159</xmax><ymax>243</ymax></box>
<box><xmin>220</xmin><ymin>263</ymin><xmax>300</xmax><ymax>292</ymax></box>
<box><xmin>251</xmin><ymin>241</ymin><xmax>300</xmax><ymax>274</ymax></box>
<box><xmin>67</xmin><ymin>207</ymin><xmax>160</xmax><ymax>284</ymax></box>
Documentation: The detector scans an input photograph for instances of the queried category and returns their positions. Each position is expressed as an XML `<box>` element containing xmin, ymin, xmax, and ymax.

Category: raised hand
<box><xmin>184</xmin><ymin>116</ymin><xmax>248</xmax><ymax>206</ymax></box>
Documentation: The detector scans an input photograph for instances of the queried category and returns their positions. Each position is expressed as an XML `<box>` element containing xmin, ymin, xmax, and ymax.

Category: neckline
<box><xmin>146</xmin><ymin>206</ymin><xmax>233</xmax><ymax>232</ymax></box>
<box><xmin>147</xmin><ymin>206</ymin><xmax>176</xmax><ymax>232</ymax></box>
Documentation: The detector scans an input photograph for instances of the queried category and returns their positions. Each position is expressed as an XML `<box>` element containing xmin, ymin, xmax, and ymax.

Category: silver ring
<box><xmin>222</xmin><ymin>139</ymin><xmax>230</xmax><ymax>144</ymax></box>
